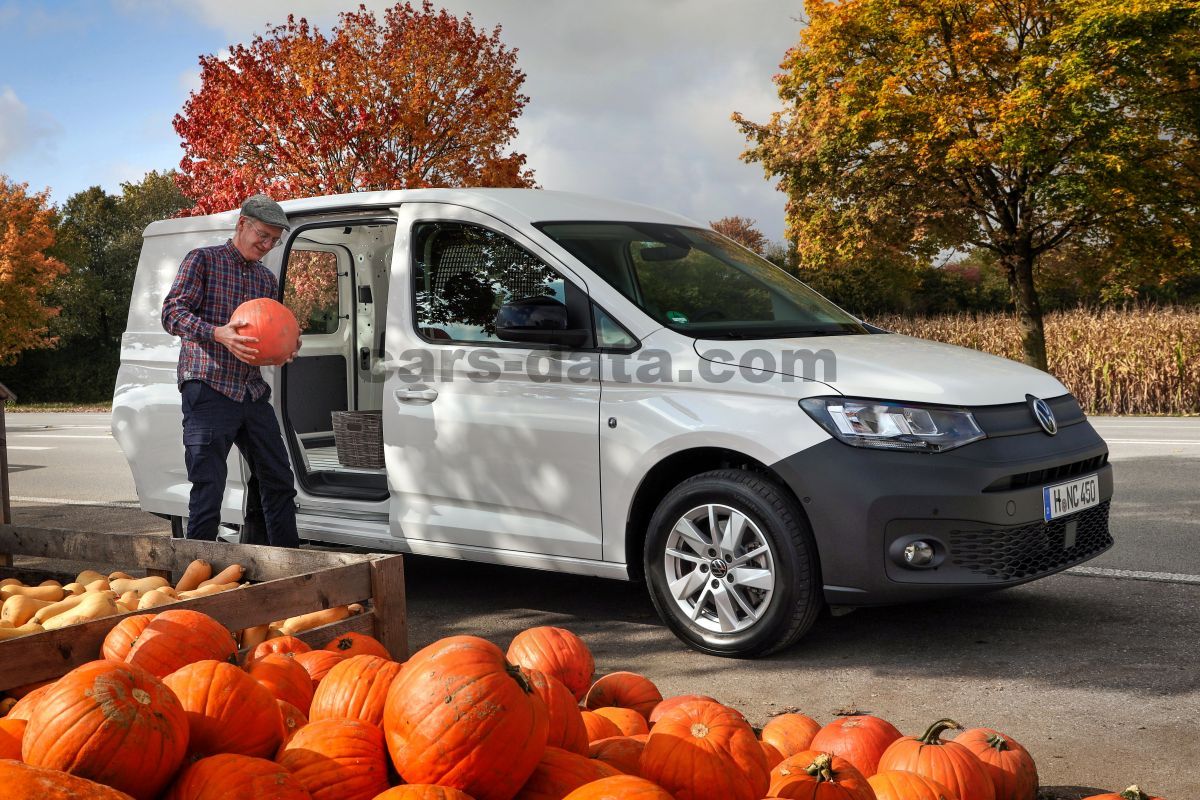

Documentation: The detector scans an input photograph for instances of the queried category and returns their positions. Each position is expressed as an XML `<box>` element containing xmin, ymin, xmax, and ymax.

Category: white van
<box><xmin>113</xmin><ymin>189</ymin><xmax>1113</xmax><ymax>656</ymax></box>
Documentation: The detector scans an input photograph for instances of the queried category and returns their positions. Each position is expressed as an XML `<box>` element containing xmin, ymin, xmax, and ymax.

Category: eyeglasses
<box><xmin>245</xmin><ymin>219</ymin><xmax>283</xmax><ymax>248</ymax></box>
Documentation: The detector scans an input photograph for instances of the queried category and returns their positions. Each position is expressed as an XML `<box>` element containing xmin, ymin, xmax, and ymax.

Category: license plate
<box><xmin>1043</xmin><ymin>474</ymin><xmax>1100</xmax><ymax>521</ymax></box>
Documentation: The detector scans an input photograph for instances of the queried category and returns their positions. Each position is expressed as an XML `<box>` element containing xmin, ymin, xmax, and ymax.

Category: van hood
<box><xmin>694</xmin><ymin>332</ymin><xmax>1068</xmax><ymax>406</ymax></box>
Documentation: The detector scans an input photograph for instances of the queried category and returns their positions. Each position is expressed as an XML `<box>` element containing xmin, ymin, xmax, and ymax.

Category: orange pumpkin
<box><xmin>245</xmin><ymin>635</ymin><xmax>311</xmax><ymax>667</ymax></box>
<box><xmin>4</xmin><ymin>681</ymin><xmax>53</xmax><ymax>721</ymax></box>
<box><xmin>324</xmin><ymin>631</ymin><xmax>391</xmax><ymax>659</ymax></box>
<box><xmin>585</xmin><ymin>672</ymin><xmax>662</xmax><ymax>722</ymax></box>
<box><xmin>561</xmin><ymin>774</ymin><xmax>678</xmax><ymax>800</ymax></box>
<box><xmin>247</xmin><ymin>652</ymin><xmax>315</xmax><ymax>714</ymax></box>
<box><xmin>527</xmin><ymin>667</ymin><xmax>590</xmax><ymax>754</ymax></box>
<box><xmin>308</xmin><ymin>654</ymin><xmax>402</xmax><ymax>725</ymax></box>
<box><xmin>640</xmin><ymin>699</ymin><xmax>769</xmax><ymax>800</ymax></box>
<box><xmin>383</xmin><ymin>634</ymin><xmax>549</xmax><ymax>800</ymax></box>
<box><xmin>231</xmin><ymin>297</ymin><xmax>300</xmax><ymax>367</ymax></box>
<box><xmin>0</xmin><ymin>759</ymin><xmax>138</xmax><ymax>799</ymax></box>
<box><xmin>513</xmin><ymin>745</ymin><xmax>622</xmax><ymax>800</ymax></box>
<box><xmin>1081</xmin><ymin>788</ymin><xmax>1166</xmax><ymax>800</ymax></box>
<box><xmin>278</xmin><ymin>718</ymin><xmax>390</xmax><ymax>800</ymax></box>
<box><xmin>649</xmin><ymin>693</ymin><xmax>717</xmax><ymax>724</ymax></box>
<box><xmin>507</xmin><ymin>625</ymin><xmax>595</xmax><ymax>701</ymax></box>
<box><xmin>125</xmin><ymin>609</ymin><xmax>237</xmax><ymax>678</ymax></box>
<box><xmin>101</xmin><ymin>613</ymin><xmax>155</xmax><ymax>661</ymax></box>
<box><xmin>163</xmin><ymin>659</ymin><xmax>284</xmax><ymax>759</ymax></box>
<box><xmin>869</xmin><ymin>769</ymin><xmax>957</xmax><ymax>800</ymax></box>
<box><xmin>293</xmin><ymin>649</ymin><xmax>346</xmax><ymax>688</ymax></box>
<box><xmin>956</xmin><ymin>727</ymin><xmax>1038</xmax><ymax>800</ymax></box>
<box><xmin>594</xmin><ymin>706</ymin><xmax>651</xmax><ymax>737</ymax></box>
<box><xmin>761</xmin><ymin>712</ymin><xmax>823</xmax><ymax>759</ymax></box>
<box><xmin>582</xmin><ymin>709</ymin><xmax>624</xmax><ymax>742</ymax></box>
<box><xmin>809</xmin><ymin>714</ymin><xmax>903</xmax><ymax>778</ymax></box>
<box><xmin>278</xmin><ymin>699</ymin><xmax>308</xmax><ymax>746</ymax></box>
<box><xmin>877</xmin><ymin>718</ymin><xmax>996</xmax><ymax>800</ymax></box>
<box><xmin>761</xmin><ymin>740</ymin><xmax>786</xmax><ymax>770</ymax></box>
<box><xmin>372</xmin><ymin>787</ymin><xmax>477</xmax><ymax>800</ymax></box>
<box><xmin>163</xmin><ymin>753</ymin><xmax>310</xmax><ymax>799</ymax></box>
<box><xmin>589</xmin><ymin>735</ymin><xmax>646</xmax><ymax>776</ymax></box>
<box><xmin>768</xmin><ymin>751</ymin><xmax>875</xmax><ymax>800</ymax></box>
<box><xmin>22</xmin><ymin>660</ymin><xmax>188</xmax><ymax>800</ymax></box>
<box><xmin>0</xmin><ymin>716</ymin><xmax>26</xmax><ymax>760</ymax></box>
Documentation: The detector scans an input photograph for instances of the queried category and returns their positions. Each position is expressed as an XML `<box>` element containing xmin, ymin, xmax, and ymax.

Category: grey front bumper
<box><xmin>771</xmin><ymin>395</ymin><xmax>1114</xmax><ymax>606</ymax></box>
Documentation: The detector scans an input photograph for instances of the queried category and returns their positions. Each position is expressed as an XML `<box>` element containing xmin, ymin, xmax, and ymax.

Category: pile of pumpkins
<box><xmin>0</xmin><ymin>612</ymin><xmax>1166</xmax><ymax>800</ymax></box>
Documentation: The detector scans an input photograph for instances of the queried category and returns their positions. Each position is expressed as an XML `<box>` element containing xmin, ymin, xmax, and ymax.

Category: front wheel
<box><xmin>644</xmin><ymin>469</ymin><xmax>822</xmax><ymax>657</ymax></box>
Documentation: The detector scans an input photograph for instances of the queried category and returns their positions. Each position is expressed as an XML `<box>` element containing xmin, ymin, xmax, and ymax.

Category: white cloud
<box><xmin>177</xmin><ymin>67</ymin><xmax>202</xmax><ymax>95</ymax></box>
<box><xmin>144</xmin><ymin>0</ymin><xmax>803</xmax><ymax>240</ymax></box>
<box><xmin>0</xmin><ymin>86</ymin><xmax>60</xmax><ymax>165</ymax></box>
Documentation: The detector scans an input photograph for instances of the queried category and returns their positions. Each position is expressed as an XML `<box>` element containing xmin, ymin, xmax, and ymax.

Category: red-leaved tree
<box><xmin>0</xmin><ymin>177</ymin><xmax>67</xmax><ymax>364</ymax></box>
<box><xmin>173</xmin><ymin>1</ymin><xmax>535</xmax><ymax>215</ymax></box>
<box><xmin>710</xmin><ymin>216</ymin><xmax>769</xmax><ymax>256</ymax></box>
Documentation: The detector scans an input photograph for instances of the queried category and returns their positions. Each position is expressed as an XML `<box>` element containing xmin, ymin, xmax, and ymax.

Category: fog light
<box><xmin>903</xmin><ymin>541</ymin><xmax>935</xmax><ymax>567</ymax></box>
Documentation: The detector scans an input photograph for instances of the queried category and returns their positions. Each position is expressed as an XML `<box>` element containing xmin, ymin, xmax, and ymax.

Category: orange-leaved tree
<box><xmin>711</xmin><ymin>216</ymin><xmax>769</xmax><ymax>256</ymax></box>
<box><xmin>0</xmin><ymin>177</ymin><xmax>67</xmax><ymax>364</ymax></box>
<box><xmin>173</xmin><ymin>1</ymin><xmax>535</xmax><ymax>215</ymax></box>
<box><xmin>736</xmin><ymin>0</ymin><xmax>1200</xmax><ymax>369</ymax></box>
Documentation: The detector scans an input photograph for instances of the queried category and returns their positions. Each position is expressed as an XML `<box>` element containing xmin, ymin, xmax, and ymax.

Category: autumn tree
<box><xmin>736</xmin><ymin>0</ymin><xmax>1200</xmax><ymax>369</ymax></box>
<box><xmin>0</xmin><ymin>177</ymin><xmax>67</xmax><ymax>364</ymax></box>
<box><xmin>174</xmin><ymin>1</ymin><xmax>535</xmax><ymax>215</ymax></box>
<box><xmin>710</xmin><ymin>216</ymin><xmax>769</xmax><ymax>255</ymax></box>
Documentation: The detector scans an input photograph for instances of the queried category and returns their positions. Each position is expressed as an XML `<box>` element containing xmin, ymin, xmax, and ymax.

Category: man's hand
<box><xmin>213</xmin><ymin>319</ymin><xmax>259</xmax><ymax>363</ymax></box>
<box><xmin>285</xmin><ymin>337</ymin><xmax>303</xmax><ymax>364</ymax></box>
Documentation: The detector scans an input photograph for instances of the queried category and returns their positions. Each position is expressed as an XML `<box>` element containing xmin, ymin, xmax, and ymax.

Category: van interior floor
<box><xmin>295</xmin><ymin>437</ymin><xmax>388</xmax><ymax>500</ymax></box>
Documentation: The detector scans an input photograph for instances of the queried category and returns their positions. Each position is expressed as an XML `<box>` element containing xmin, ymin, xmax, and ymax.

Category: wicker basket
<box><xmin>331</xmin><ymin>410</ymin><xmax>384</xmax><ymax>469</ymax></box>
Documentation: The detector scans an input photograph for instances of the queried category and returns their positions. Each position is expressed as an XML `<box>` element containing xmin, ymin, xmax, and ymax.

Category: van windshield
<box><xmin>537</xmin><ymin>222</ymin><xmax>866</xmax><ymax>339</ymax></box>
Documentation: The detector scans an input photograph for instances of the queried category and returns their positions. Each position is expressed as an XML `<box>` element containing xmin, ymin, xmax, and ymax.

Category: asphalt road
<box><xmin>4</xmin><ymin>411</ymin><xmax>1198</xmax><ymax>798</ymax></box>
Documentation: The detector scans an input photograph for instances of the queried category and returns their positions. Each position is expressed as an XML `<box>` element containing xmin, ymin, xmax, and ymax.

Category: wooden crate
<box><xmin>0</xmin><ymin>524</ymin><xmax>406</xmax><ymax>691</ymax></box>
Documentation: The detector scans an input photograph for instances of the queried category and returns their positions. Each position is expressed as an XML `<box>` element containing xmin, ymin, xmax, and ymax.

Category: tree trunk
<box><xmin>1001</xmin><ymin>247</ymin><xmax>1048</xmax><ymax>371</ymax></box>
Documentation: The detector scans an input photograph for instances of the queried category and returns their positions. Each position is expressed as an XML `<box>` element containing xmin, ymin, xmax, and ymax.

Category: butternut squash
<box><xmin>107</xmin><ymin>571</ymin><xmax>134</xmax><ymax>581</ymax></box>
<box><xmin>75</xmin><ymin>569</ymin><xmax>106</xmax><ymax>585</ymax></box>
<box><xmin>0</xmin><ymin>619</ymin><xmax>11</xmax><ymax>628</ymax></box>
<box><xmin>0</xmin><ymin>578</ymin><xmax>21</xmax><ymax>588</ymax></box>
<box><xmin>0</xmin><ymin>626</ymin><xmax>33</xmax><ymax>641</ymax></box>
<box><xmin>61</xmin><ymin>582</ymin><xmax>86</xmax><ymax>596</ymax></box>
<box><xmin>41</xmin><ymin>592</ymin><xmax>120</xmax><ymax>630</ymax></box>
<box><xmin>176</xmin><ymin>582</ymin><xmax>239</xmax><ymax>599</ymax></box>
<box><xmin>240</xmin><ymin>623</ymin><xmax>271</xmax><ymax>650</ymax></box>
<box><xmin>32</xmin><ymin>592</ymin><xmax>93</xmax><ymax>624</ymax></box>
<box><xmin>85</xmin><ymin>578</ymin><xmax>110</xmax><ymax>592</ymax></box>
<box><xmin>277</xmin><ymin>605</ymin><xmax>351</xmax><ymax>636</ymax></box>
<box><xmin>1</xmin><ymin>595</ymin><xmax>53</xmax><ymax>627</ymax></box>
<box><xmin>0</xmin><ymin>584</ymin><xmax>64</xmax><ymax>603</ymax></box>
<box><xmin>198</xmin><ymin>563</ymin><xmax>244</xmax><ymax>588</ymax></box>
<box><xmin>0</xmin><ymin>697</ymin><xmax>16</xmax><ymax>716</ymax></box>
<box><xmin>116</xmin><ymin>590</ymin><xmax>140</xmax><ymax>612</ymax></box>
<box><xmin>175</xmin><ymin>559</ymin><xmax>213</xmax><ymax>592</ymax></box>
<box><xmin>37</xmin><ymin>579</ymin><xmax>61</xmax><ymax>587</ymax></box>
<box><xmin>109</xmin><ymin>576</ymin><xmax>170</xmax><ymax>596</ymax></box>
<box><xmin>137</xmin><ymin>589</ymin><xmax>176</xmax><ymax>610</ymax></box>
<box><xmin>348</xmin><ymin>603</ymin><xmax>365</xmax><ymax>615</ymax></box>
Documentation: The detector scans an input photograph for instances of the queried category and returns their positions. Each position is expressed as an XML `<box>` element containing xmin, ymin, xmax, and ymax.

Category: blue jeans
<box><xmin>181</xmin><ymin>380</ymin><xmax>299</xmax><ymax>548</ymax></box>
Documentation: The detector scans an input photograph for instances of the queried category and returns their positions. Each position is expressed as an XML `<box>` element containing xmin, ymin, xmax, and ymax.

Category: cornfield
<box><xmin>874</xmin><ymin>307</ymin><xmax>1200</xmax><ymax>415</ymax></box>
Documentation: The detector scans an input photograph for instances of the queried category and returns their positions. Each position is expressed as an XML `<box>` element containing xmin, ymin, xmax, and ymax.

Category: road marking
<box><xmin>5</xmin><ymin>446</ymin><xmax>52</xmax><ymax>451</ymax></box>
<box><xmin>11</xmin><ymin>495</ymin><xmax>140</xmax><ymax>509</ymax></box>
<box><xmin>10</xmin><ymin>434</ymin><xmax>112</xmax><ymax>439</ymax></box>
<box><xmin>1066</xmin><ymin>566</ymin><xmax>1200</xmax><ymax>585</ymax></box>
<box><xmin>1104</xmin><ymin>439</ymin><xmax>1200</xmax><ymax>445</ymax></box>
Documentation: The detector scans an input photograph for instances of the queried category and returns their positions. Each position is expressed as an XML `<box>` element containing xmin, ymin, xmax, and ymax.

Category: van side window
<box><xmin>283</xmin><ymin>249</ymin><xmax>341</xmax><ymax>335</ymax></box>
<box><xmin>413</xmin><ymin>222</ymin><xmax>572</xmax><ymax>345</ymax></box>
<box><xmin>594</xmin><ymin>305</ymin><xmax>638</xmax><ymax>351</ymax></box>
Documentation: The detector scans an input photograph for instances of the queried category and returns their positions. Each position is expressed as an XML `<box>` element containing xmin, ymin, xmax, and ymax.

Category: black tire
<box><xmin>643</xmin><ymin>469</ymin><xmax>822</xmax><ymax>657</ymax></box>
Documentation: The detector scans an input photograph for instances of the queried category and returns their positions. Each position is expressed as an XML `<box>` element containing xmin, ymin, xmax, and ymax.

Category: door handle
<box><xmin>393</xmin><ymin>387</ymin><xmax>439</xmax><ymax>403</ymax></box>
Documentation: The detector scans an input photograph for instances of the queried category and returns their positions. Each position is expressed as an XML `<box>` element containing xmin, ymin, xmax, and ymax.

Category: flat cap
<box><xmin>240</xmin><ymin>194</ymin><xmax>290</xmax><ymax>229</ymax></box>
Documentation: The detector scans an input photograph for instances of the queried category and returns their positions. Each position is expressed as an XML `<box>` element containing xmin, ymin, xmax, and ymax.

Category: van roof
<box><xmin>143</xmin><ymin>188</ymin><xmax>699</xmax><ymax>236</ymax></box>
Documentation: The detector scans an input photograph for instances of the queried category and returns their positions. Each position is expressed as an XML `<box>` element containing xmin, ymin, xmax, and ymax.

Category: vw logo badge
<box><xmin>709</xmin><ymin>558</ymin><xmax>729</xmax><ymax>578</ymax></box>
<box><xmin>1028</xmin><ymin>395</ymin><xmax>1057</xmax><ymax>435</ymax></box>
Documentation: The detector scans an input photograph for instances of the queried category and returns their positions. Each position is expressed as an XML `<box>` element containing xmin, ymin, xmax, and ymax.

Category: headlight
<box><xmin>799</xmin><ymin>397</ymin><xmax>985</xmax><ymax>452</ymax></box>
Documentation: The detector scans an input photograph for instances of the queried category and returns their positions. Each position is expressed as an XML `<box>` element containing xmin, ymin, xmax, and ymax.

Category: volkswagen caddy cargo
<box><xmin>113</xmin><ymin>189</ymin><xmax>1113</xmax><ymax>656</ymax></box>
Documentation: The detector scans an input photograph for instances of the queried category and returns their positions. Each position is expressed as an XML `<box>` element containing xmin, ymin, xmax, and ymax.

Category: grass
<box><xmin>3</xmin><ymin>402</ymin><xmax>112</xmax><ymax>413</ymax></box>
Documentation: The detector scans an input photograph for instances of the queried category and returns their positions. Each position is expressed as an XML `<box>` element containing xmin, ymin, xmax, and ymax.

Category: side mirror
<box><xmin>494</xmin><ymin>296</ymin><xmax>590</xmax><ymax>348</ymax></box>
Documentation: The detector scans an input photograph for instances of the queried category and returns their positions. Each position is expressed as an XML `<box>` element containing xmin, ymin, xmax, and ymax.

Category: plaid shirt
<box><xmin>162</xmin><ymin>240</ymin><xmax>279</xmax><ymax>401</ymax></box>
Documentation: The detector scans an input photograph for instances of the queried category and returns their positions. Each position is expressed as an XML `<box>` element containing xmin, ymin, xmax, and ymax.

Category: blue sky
<box><xmin>0</xmin><ymin>1</ymin><xmax>804</xmax><ymax>241</ymax></box>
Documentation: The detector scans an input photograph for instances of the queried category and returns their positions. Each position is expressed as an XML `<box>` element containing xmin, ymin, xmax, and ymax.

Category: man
<box><xmin>161</xmin><ymin>194</ymin><xmax>301</xmax><ymax>547</ymax></box>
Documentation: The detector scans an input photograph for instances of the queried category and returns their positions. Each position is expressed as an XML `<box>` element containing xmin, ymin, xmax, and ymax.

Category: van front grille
<box><xmin>946</xmin><ymin>501</ymin><xmax>1112</xmax><ymax>581</ymax></box>
<box><xmin>984</xmin><ymin>453</ymin><xmax>1109</xmax><ymax>492</ymax></box>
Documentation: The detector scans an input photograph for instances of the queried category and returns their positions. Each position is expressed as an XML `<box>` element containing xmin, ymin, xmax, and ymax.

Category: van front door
<box><xmin>382</xmin><ymin>204</ymin><xmax>603</xmax><ymax>562</ymax></box>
